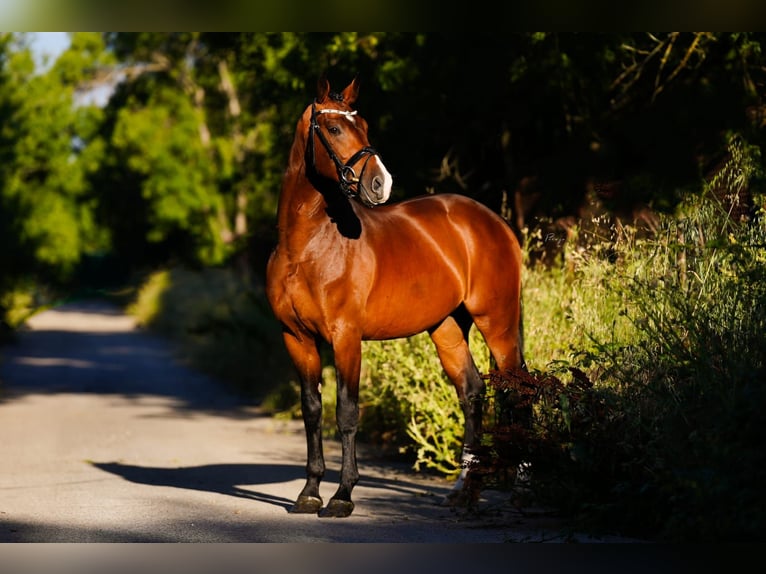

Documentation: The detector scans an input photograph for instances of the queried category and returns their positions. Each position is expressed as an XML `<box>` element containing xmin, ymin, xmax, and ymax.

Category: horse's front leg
<box><xmin>320</xmin><ymin>336</ymin><xmax>361</xmax><ymax>518</ymax></box>
<box><xmin>282</xmin><ymin>330</ymin><xmax>325</xmax><ymax>514</ymax></box>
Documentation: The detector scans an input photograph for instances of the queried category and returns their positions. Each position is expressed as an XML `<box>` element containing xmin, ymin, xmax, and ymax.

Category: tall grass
<box><xmin>573</xmin><ymin>192</ymin><xmax>766</xmax><ymax>541</ymax></box>
<box><xmin>480</xmin><ymin>188</ymin><xmax>766</xmax><ymax>541</ymax></box>
<box><xmin>355</xmin><ymin>329</ymin><xmax>490</xmax><ymax>475</ymax></box>
<box><xmin>350</xmin><ymin>184</ymin><xmax>766</xmax><ymax>541</ymax></box>
<box><xmin>522</xmin><ymin>220</ymin><xmax>636</xmax><ymax>372</ymax></box>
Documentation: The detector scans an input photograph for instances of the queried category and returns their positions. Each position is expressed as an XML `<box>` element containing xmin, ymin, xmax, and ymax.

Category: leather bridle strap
<box><xmin>309</xmin><ymin>100</ymin><xmax>378</xmax><ymax>198</ymax></box>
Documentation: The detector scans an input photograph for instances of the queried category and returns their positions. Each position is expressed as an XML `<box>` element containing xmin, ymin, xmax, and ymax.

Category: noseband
<box><xmin>308</xmin><ymin>100</ymin><xmax>379</xmax><ymax>201</ymax></box>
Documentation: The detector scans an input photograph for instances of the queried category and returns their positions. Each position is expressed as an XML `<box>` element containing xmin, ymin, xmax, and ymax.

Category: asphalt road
<box><xmin>0</xmin><ymin>300</ymin><xmax>632</xmax><ymax>543</ymax></box>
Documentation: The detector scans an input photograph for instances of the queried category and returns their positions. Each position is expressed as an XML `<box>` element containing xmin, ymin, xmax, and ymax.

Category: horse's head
<box><xmin>304</xmin><ymin>76</ymin><xmax>393</xmax><ymax>208</ymax></box>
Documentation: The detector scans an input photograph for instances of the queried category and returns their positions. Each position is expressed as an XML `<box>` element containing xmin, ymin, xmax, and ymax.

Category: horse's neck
<box><xmin>277</xmin><ymin>171</ymin><xmax>327</xmax><ymax>240</ymax></box>
<box><xmin>276</xmin><ymin>135</ymin><xmax>363</xmax><ymax>253</ymax></box>
<box><xmin>277</xmin><ymin>134</ymin><xmax>320</xmax><ymax>227</ymax></box>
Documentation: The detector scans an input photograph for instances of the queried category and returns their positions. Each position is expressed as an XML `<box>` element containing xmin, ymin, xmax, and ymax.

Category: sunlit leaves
<box><xmin>0</xmin><ymin>33</ymin><xmax>106</xmax><ymax>280</ymax></box>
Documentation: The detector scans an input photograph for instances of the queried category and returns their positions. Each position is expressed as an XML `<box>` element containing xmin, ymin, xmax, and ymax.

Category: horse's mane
<box><xmin>282</xmin><ymin>104</ymin><xmax>362</xmax><ymax>239</ymax></box>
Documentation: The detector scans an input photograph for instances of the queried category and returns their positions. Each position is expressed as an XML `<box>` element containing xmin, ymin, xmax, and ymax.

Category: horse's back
<box><xmin>358</xmin><ymin>193</ymin><xmax>522</xmax><ymax>339</ymax></box>
<box><xmin>405</xmin><ymin>192</ymin><xmax>522</xmax><ymax>315</ymax></box>
<box><xmin>408</xmin><ymin>193</ymin><xmax>524</xmax><ymax>369</ymax></box>
<box><xmin>392</xmin><ymin>193</ymin><xmax>521</xmax><ymax>267</ymax></box>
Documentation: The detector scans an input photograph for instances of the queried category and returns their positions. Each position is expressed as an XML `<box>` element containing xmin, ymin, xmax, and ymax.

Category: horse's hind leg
<box><xmin>471</xmin><ymin>300</ymin><xmax>529</xmax><ymax>423</ymax></box>
<box><xmin>282</xmin><ymin>330</ymin><xmax>325</xmax><ymax>514</ymax></box>
<box><xmin>429</xmin><ymin>311</ymin><xmax>484</xmax><ymax>505</ymax></box>
<box><xmin>472</xmin><ymin>298</ymin><xmax>536</xmax><ymax>486</ymax></box>
<box><xmin>470</xmin><ymin>295</ymin><xmax>526</xmax><ymax>371</ymax></box>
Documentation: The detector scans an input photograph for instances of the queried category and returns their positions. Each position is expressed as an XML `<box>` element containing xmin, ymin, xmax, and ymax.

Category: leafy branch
<box><xmin>610</xmin><ymin>32</ymin><xmax>716</xmax><ymax>110</ymax></box>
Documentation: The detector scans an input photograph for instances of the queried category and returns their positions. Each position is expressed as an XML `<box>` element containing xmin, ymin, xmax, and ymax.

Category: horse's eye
<box><xmin>328</xmin><ymin>125</ymin><xmax>341</xmax><ymax>135</ymax></box>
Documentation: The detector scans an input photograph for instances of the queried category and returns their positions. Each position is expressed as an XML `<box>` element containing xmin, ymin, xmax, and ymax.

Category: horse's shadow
<box><xmin>91</xmin><ymin>461</ymin><xmax>450</xmax><ymax>513</ymax></box>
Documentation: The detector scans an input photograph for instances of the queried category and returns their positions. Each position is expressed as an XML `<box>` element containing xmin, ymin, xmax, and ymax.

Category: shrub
<box><xmin>475</xmin><ymin>188</ymin><xmax>766</xmax><ymax>541</ymax></box>
<box><xmin>584</xmin><ymin>192</ymin><xmax>766</xmax><ymax>541</ymax></box>
<box><xmin>356</xmin><ymin>332</ymin><xmax>487</xmax><ymax>475</ymax></box>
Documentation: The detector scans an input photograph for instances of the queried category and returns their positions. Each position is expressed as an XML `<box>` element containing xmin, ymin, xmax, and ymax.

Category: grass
<box><xmin>478</xmin><ymin>188</ymin><xmax>766</xmax><ymax>541</ymax></box>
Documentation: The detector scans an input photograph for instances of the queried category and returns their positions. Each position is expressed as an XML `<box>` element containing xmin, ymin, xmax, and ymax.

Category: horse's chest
<box><xmin>273</xmin><ymin>258</ymin><xmax>353</xmax><ymax>333</ymax></box>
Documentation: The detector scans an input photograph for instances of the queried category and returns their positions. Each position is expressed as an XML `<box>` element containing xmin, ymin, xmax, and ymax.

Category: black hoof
<box><xmin>442</xmin><ymin>488</ymin><xmax>477</xmax><ymax>508</ymax></box>
<box><xmin>318</xmin><ymin>498</ymin><xmax>354</xmax><ymax>518</ymax></box>
<box><xmin>290</xmin><ymin>495</ymin><xmax>323</xmax><ymax>514</ymax></box>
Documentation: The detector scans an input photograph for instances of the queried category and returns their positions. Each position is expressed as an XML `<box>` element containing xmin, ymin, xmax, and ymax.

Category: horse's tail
<box><xmin>519</xmin><ymin>294</ymin><xmax>528</xmax><ymax>372</ymax></box>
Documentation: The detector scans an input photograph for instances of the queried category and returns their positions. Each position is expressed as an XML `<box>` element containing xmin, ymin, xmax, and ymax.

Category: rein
<box><xmin>308</xmin><ymin>100</ymin><xmax>378</xmax><ymax>201</ymax></box>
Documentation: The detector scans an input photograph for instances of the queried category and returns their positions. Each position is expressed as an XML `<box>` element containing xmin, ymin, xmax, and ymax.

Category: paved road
<box><xmin>0</xmin><ymin>300</ymin><xmax>629</xmax><ymax>543</ymax></box>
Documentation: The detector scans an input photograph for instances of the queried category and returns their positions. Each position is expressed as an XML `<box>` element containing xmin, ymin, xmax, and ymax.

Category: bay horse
<box><xmin>266</xmin><ymin>76</ymin><xmax>525</xmax><ymax>517</ymax></box>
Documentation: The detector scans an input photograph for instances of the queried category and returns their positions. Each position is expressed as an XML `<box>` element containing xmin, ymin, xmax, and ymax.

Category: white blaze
<box><xmin>376</xmin><ymin>156</ymin><xmax>393</xmax><ymax>203</ymax></box>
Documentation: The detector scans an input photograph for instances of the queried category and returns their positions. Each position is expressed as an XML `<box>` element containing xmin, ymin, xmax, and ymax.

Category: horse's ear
<box><xmin>316</xmin><ymin>75</ymin><xmax>330</xmax><ymax>103</ymax></box>
<box><xmin>341</xmin><ymin>76</ymin><xmax>360</xmax><ymax>106</ymax></box>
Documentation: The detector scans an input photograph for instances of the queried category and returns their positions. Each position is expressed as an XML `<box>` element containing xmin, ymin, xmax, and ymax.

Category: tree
<box><xmin>92</xmin><ymin>33</ymin><xmax>390</xmax><ymax>271</ymax></box>
<box><xmin>0</xmin><ymin>33</ymin><xmax>111</xmax><ymax>330</ymax></box>
<box><xmin>5</xmin><ymin>33</ymin><xmax>764</xmax><ymax>300</ymax></box>
<box><xmin>0</xmin><ymin>35</ymin><xmax>106</xmax><ymax>278</ymax></box>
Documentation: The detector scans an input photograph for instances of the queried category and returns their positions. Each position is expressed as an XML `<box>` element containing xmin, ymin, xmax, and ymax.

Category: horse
<box><xmin>266</xmin><ymin>76</ymin><xmax>525</xmax><ymax>517</ymax></box>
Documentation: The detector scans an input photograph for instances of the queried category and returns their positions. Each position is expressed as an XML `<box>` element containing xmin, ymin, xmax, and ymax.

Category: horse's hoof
<box><xmin>289</xmin><ymin>495</ymin><xmax>323</xmax><ymax>514</ymax></box>
<box><xmin>318</xmin><ymin>498</ymin><xmax>354</xmax><ymax>518</ymax></box>
<box><xmin>441</xmin><ymin>488</ymin><xmax>477</xmax><ymax>508</ymax></box>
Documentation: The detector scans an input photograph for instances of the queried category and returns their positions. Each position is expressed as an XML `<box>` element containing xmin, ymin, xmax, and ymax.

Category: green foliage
<box><xmin>522</xmin><ymin>225</ymin><xmax>636</xmax><ymax>371</ymax></box>
<box><xmin>357</xmin><ymin>333</ymin><xmax>477</xmax><ymax>475</ymax></box>
<box><xmin>52</xmin><ymin>32</ymin><xmax>116</xmax><ymax>86</ymax></box>
<box><xmin>5</xmin><ymin>31</ymin><xmax>766</xmax><ymax>287</ymax></box>
<box><xmin>0</xmin><ymin>283</ymin><xmax>46</xmax><ymax>333</ymax></box>
<box><xmin>579</xmin><ymin>192</ymin><xmax>766</xmax><ymax>541</ymax></box>
<box><xmin>474</xmin><ymin>183</ymin><xmax>766</xmax><ymax>541</ymax></box>
<box><xmin>111</xmin><ymin>86</ymin><xmax>224</xmax><ymax>262</ymax></box>
<box><xmin>0</xmin><ymin>38</ymin><xmax>102</xmax><ymax>276</ymax></box>
<box><xmin>0</xmin><ymin>33</ymin><xmax>109</xmax><ymax>328</ymax></box>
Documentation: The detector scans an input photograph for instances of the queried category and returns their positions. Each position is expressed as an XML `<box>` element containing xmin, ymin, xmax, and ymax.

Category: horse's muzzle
<box><xmin>358</xmin><ymin>157</ymin><xmax>393</xmax><ymax>207</ymax></box>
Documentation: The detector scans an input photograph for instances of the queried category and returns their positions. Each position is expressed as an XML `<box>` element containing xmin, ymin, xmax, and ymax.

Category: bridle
<box><xmin>308</xmin><ymin>100</ymin><xmax>379</xmax><ymax>201</ymax></box>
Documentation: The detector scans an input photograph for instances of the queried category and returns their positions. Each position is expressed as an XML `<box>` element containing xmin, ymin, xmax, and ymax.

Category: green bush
<box><xmin>356</xmin><ymin>330</ymin><xmax>490</xmax><ymax>475</ymax></box>
<box><xmin>581</xmin><ymin>192</ymin><xmax>766</xmax><ymax>541</ymax></box>
<box><xmin>477</xmin><ymin>188</ymin><xmax>766</xmax><ymax>541</ymax></box>
<box><xmin>0</xmin><ymin>282</ymin><xmax>59</xmax><ymax>343</ymax></box>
